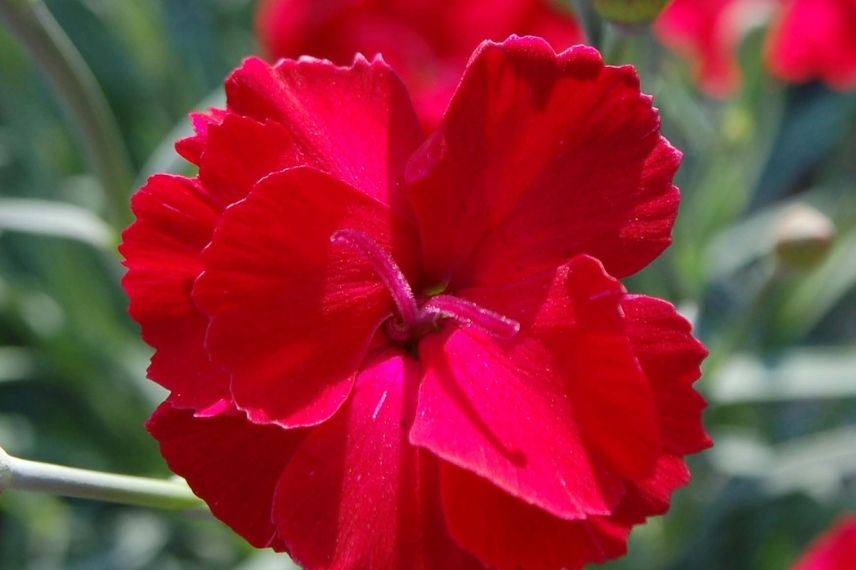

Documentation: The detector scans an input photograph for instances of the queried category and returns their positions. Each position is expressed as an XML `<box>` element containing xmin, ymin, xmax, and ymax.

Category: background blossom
<box><xmin>654</xmin><ymin>0</ymin><xmax>774</xmax><ymax>96</ymax></box>
<box><xmin>655</xmin><ymin>0</ymin><xmax>856</xmax><ymax>95</ymax></box>
<box><xmin>791</xmin><ymin>516</ymin><xmax>856</xmax><ymax>570</ymax></box>
<box><xmin>766</xmin><ymin>0</ymin><xmax>856</xmax><ymax>90</ymax></box>
<box><xmin>254</xmin><ymin>0</ymin><xmax>582</xmax><ymax>127</ymax></box>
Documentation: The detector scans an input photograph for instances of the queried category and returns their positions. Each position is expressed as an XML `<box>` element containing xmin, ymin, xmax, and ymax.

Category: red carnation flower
<box><xmin>656</xmin><ymin>0</ymin><xmax>856</xmax><ymax>95</ymax></box>
<box><xmin>121</xmin><ymin>36</ymin><xmax>710</xmax><ymax>570</ymax></box>
<box><xmin>254</xmin><ymin>0</ymin><xmax>582</xmax><ymax>128</ymax></box>
<box><xmin>654</xmin><ymin>0</ymin><xmax>774</xmax><ymax>97</ymax></box>
<box><xmin>792</xmin><ymin>515</ymin><xmax>856</xmax><ymax>570</ymax></box>
<box><xmin>766</xmin><ymin>0</ymin><xmax>856</xmax><ymax>90</ymax></box>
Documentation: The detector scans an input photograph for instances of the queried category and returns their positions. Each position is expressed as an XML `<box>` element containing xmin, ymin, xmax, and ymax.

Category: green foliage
<box><xmin>593</xmin><ymin>0</ymin><xmax>670</xmax><ymax>24</ymax></box>
<box><xmin>0</xmin><ymin>1</ymin><xmax>854</xmax><ymax>569</ymax></box>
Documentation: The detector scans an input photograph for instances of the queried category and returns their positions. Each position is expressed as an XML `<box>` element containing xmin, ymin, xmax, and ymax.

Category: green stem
<box><xmin>0</xmin><ymin>0</ymin><xmax>134</xmax><ymax>231</ymax></box>
<box><xmin>704</xmin><ymin>261</ymin><xmax>780</xmax><ymax>375</ymax></box>
<box><xmin>570</xmin><ymin>0</ymin><xmax>604</xmax><ymax>51</ymax></box>
<box><xmin>602</xmin><ymin>24</ymin><xmax>630</xmax><ymax>65</ymax></box>
<box><xmin>0</xmin><ymin>446</ymin><xmax>204</xmax><ymax>511</ymax></box>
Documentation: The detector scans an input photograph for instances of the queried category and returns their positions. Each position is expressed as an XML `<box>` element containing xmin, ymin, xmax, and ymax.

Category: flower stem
<box><xmin>0</xmin><ymin>0</ymin><xmax>134</xmax><ymax>231</ymax></box>
<box><xmin>704</xmin><ymin>260</ymin><xmax>780</xmax><ymax>375</ymax></box>
<box><xmin>571</xmin><ymin>0</ymin><xmax>604</xmax><ymax>51</ymax></box>
<box><xmin>0</xmin><ymin>446</ymin><xmax>204</xmax><ymax>511</ymax></box>
<box><xmin>602</xmin><ymin>23</ymin><xmax>630</xmax><ymax>65</ymax></box>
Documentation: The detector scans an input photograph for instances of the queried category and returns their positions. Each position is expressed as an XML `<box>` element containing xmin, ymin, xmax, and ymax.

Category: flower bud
<box><xmin>593</xmin><ymin>0</ymin><xmax>671</xmax><ymax>24</ymax></box>
<box><xmin>773</xmin><ymin>203</ymin><xmax>835</xmax><ymax>270</ymax></box>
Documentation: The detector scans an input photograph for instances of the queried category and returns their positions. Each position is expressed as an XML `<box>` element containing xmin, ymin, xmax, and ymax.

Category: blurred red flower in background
<box><xmin>766</xmin><ymin>0</ymin><xmax>856</xmax><ymax>90</ymax></box>
<box><xmin>654</xmin><ymin>0</ymin><xmax>774</xmax><ymax>97</ymax></box>
<box><xmin>655</xmin><ymin>0</ymin><xmax>856</xmax><ymax>96</ymax></box>
<box><xmin>792</xmin><ymin>516</ymin><xmax>856</xmax><ymax>570</ymax></box>
<box><xmin>121</xmin><ymin>36</ymin><xmax>709</xmax><ymax>570</ymax></box>
<box><xmin>254</xmin><ymin>0</ymin><xmax>582</xmax><ymax>128</ymax></box>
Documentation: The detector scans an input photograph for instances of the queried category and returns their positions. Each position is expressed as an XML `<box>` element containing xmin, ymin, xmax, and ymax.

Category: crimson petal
<box><xmin>119</xmin><ymin>175</ymin><xmax>230</xmax><ymax>413</ymax></box>
<box><xmin>622</xmin><ymin>294</ymin><xmax>712</xmax><ymax>455</ymax></box>
<box><xmin>440</xmin><ymin>455</ymin><xmax>690</xmax><ymax>570</ymax></box>
<box><xmin>406</xmin><ymin>36</ymin><xmax>680</xmax><ymax>288</ymax></box>
<box><xmin>440</xmin><ymin>464</ymin><xmax>628</xmax><ymax>570</ymax></box>
<box><xmin>223</xmin><ymin>55</ymin><xmax>423</xmax><ymax>205</ymax></box>
<box><xmin>196</xmin><ymin>114</ymin><xmax>305</xmax><ymax>209</ymax></box>
<box><xmin>411</xmin><ymin>255</ymin><xmax>661</xmax><ymax>520</ymax></box>
<box><xmin>147</xmin><ymin>400</ymin><xmax>304</xmax><ymax>550</ymax></box>
<box><xmin>193</xmin><ymin>167</ymin><xmax>420</xmax><ymax>428</ymax></box>
<box><xmin>271</xmin><ymin>352</ymin><xmax>480</xmax><ymax>570</ymax></box>
<box><xmin>175</xmin><ymin>108</ymin><xmax>226</xmax><ymax>166</ymax></box>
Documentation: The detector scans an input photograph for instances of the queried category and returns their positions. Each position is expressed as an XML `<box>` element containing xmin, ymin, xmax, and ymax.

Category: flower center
<box><xmin>331</xmin><ymin>229</ymin><xmax>520</xmax><ymax>344</ymax></box>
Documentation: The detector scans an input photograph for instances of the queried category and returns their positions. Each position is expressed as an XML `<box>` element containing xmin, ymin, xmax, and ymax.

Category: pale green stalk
<box><xmin>0</xmin><ymin>446</ymin><xmax>204</xmax><ymax>511</ymax></box>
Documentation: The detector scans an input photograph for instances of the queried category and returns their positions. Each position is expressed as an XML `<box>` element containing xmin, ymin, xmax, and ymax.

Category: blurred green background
<box><xmin>0</xmin><ymin>1</ymin><xmax>854</xmax><ymax>568</ymax></box>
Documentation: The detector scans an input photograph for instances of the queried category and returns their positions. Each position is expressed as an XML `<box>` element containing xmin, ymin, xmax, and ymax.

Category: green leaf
<box><xmin>710</xmin><ymin>348</ymin><xmax>856</xmax><ymax>403</ymax></box>
<box><xmin>0</xmin><ymin>347</ymin><xmax>35</xmax><ymax>383</ymax></box>
<box><xmin>0</xmin><ymin>198</ymin><xmax>113</xmax><ymax>248</ymax></box>
<box><xmin>711</xmin><ymin>428</ymin><xmax>856</xmax><ymax>499</ymax></box>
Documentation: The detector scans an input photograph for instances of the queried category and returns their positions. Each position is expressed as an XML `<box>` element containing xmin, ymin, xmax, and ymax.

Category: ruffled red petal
<box><xmin>223</xmin><ymin>55</ymin><xmax>423</xmax><ymax>205</ymax></box>
<box><xmin>406</xmin><ymin>36</ymin><xmax>680</xmax><ymax>288</ymax></box>
<box><xmin>440</xmin><ymin>463</ymin><xmax>629</xmax><ymax>570</ymax></box>
<box><xmin>146</xmin><ymin>400</ymin><xmax>305</xmax><ymax>550</ymax></box>
<box><xmin>440</xmin><ymin>456</ymin><xmax>690</xmax><ymax>570</ymax></box>
<box><xmin>175</xmin><ymin>108</ymin><xmax>226</xmax><ymax>166</ymax></box>
<box><xmin>622</xmin><ymin>295</ymin><xmax>712</xmax><ymax>455</ymax></box>
<box><xmin>271</xmin><ymin>352</ymin><xmax>480</xmax><ymax>570</ymax></box>
<box><xmin>196</xmin><ymin>114</ymin><xmax>305</xmax><ymax>209</ymax></box>
<box><xmin>193</xmin><ymin>167</ymin><xmax>420</xmax><ymax>428</ymax></box>
<box><xmin>411</xmin><ymin>255</ymin><xmax>661</xmax><ymax>520</ymax></box>
<box><xmin>119</xmin><ymin>175</ymin><xmax>230</xmax><ymax>413</ymax></box>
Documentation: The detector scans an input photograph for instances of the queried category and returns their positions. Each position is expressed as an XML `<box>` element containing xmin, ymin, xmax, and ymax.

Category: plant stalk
<box><xmin>571</xmin><ymin>0</ymin><xmax>604</xmax><ymax>51</ymax></box>
<box><xmin>0</xmin><ymin>446</ymin><xmax>204</xmax><ymax>511</ymax></box>
<box><xmin>0</xmin><ymin>0</ymin><xmax>134</xmax><ymax>230</ymax></box>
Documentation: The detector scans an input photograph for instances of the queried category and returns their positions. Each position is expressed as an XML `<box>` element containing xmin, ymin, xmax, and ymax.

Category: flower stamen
<box><xmin>331</xmin><ymin>229</ymin><xmax>520</xmax><ymax>341</ymax></box>
<box><xmin>331</xmin><ymin>229</ymin><xmax>420</xmax><ymax>329</ymax></box>
<box><xmin>422</xmin><ymin>294</ymin><xmax>520</xmax><ymax>339</ymax></box>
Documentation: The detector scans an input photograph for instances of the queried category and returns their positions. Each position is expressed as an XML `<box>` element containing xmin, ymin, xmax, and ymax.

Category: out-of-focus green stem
<box><xmin>0</xmin><ymin>446</ymin><xmax>204</xmax><ymax>511</ymax></box>
<box><xmin>571</xmin><ymin>0</ymin><xmax>603</xmax><ymax>51</ymax></box>
<box><xmin>0</xmin><ymin>0</ymin><xmax>133</xmax><ymax>230</ymax></box>
<box><xmin>603</xmin><ymin>24</ymin><xmax>630</xmax><ymax>65</ymax></box>
<box><xmin>704</xmin><ymin>262</ymin><xmax>780</xmax><ymax>375</ymax></box>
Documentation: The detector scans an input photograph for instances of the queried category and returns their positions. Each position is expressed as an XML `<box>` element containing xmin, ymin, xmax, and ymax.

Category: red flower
<box><xmin>656</xmin><ymin>0</ymin><xmax>856</xmax><ymax>95</ymax></box>
<box><xmin>254</xmin><ymin>0</ymin><xmax>582</xmax><ymax>128</ymax></box>
<box><xmin>792</xmin><ymin>516</ymin><xmax>856</xmax><ymax>570</ymax></box>
<box><xmin>654</xmin><ymin>0</ymin><xmax>774</xmax><ymax>97</ymax></box>
<box><xmin>766</xmin><ymin>0</ymin><xmax>856</xmax><ymax>90</ymax></box>
<box><xmin>121</xmin><ymin>36</ymin><xmax>710</xmax><ymax>570</ymax></box>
